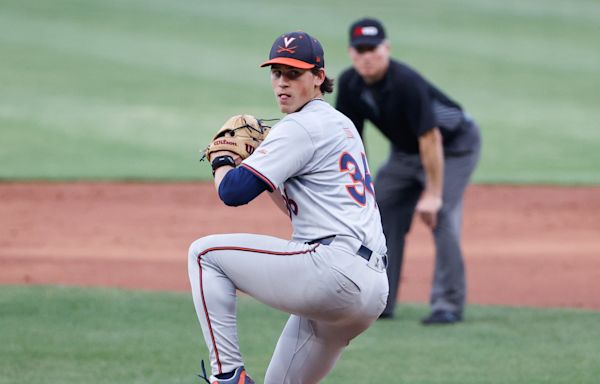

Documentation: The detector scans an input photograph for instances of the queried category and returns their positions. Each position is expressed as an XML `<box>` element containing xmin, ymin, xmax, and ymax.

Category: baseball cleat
<box><xmin>198</xmin><ymin>361</ymin><xmax>254</xmax><ymax>384</ymax></box>
<box><xmin>211</xmin><ymin>366</ymin><xmax>255</xmax><ymax>384</ymax></box>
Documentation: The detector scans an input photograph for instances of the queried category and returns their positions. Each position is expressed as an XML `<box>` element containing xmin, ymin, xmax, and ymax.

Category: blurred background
<box><xmin>1</xmin><ymin>0</ymin><xmax>599</xmax><ymax>183</ymax></box>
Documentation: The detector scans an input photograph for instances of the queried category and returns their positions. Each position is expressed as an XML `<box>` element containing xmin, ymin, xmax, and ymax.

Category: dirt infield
<box><xmin>1</xmin><ymin>182</ymin><xmax>599</xmax><ymax>309</ymax></box>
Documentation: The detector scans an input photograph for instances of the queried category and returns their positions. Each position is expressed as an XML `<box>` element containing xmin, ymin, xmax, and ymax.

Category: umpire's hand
<box><xmin>416</xmin><ymin>194</ymin><xmax>442</xmax><ymax>229</ymax></box>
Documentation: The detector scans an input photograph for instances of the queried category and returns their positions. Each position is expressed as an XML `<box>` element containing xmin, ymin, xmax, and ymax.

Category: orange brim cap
<box><xmin>260</xmin><ymin>57</ymin><xmax>315</xmax><ymax>69</ymax></box>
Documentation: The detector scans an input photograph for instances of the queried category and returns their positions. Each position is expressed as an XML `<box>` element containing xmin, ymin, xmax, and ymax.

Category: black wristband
<box><xmin>211</xmin><ymin>155</ymin><xmax>236</xmax><ymax>175</ymax></box>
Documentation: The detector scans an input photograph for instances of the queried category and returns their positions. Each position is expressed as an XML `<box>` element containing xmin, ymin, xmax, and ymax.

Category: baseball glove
<box><xmin>200</xmin><ymin>114</ymin><xmax>271</xmax><ymax>162</ymax></box>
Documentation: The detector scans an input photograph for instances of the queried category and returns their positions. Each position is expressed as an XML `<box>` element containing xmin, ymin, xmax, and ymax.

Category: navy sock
<box><xmin>215</xmin><ymin>370</ymin><xmax>235</xmax><ymax>380</ymax></box>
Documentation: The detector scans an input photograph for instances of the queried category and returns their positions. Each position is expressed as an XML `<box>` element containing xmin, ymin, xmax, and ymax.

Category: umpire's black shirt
<box><xmin>336</xmin><ymin>59</ymin><xmax>479</xmax><ymax>155</ymax></box>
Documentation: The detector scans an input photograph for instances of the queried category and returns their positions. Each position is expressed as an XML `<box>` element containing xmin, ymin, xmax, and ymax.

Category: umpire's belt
<box><xmin>308</xmin><ymin>235</ymin><xmax>387</xmax><ymax>268</ymax></box>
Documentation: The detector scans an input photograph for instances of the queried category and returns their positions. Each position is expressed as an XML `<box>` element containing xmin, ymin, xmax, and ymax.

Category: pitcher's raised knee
<box><xmin>188</xmin><ymin>234</ymin><xmax>228</xmax><ymax>263</ymax></box>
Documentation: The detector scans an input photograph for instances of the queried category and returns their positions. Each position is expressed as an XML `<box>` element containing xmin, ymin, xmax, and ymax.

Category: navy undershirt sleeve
<box><xmin>218</xmin><ymin>166</ymin><xmax>272</xmax><ymax>206</ymax></box>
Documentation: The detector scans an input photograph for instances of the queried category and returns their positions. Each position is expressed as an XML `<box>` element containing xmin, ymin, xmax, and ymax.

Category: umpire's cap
<box><xmin>349</xmin><ymin>18</ymin><xmax>386</xmax><ymax>47</ymax></box>
<box><xmin>260</xmin><ymin>31</ymin><xmax>324</xmax><ymax>69</ymax></box>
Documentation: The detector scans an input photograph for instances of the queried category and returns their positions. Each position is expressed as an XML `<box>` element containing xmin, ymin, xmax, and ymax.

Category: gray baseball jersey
<box><xmin>243</xmin><ymin>99</ymin><xmax>387</xmax><ymax>255</ymax></box>
<box><xmin>188</xmin><ymin>99</ymin><xmax>388</xmax><ymax>383</ymax></box>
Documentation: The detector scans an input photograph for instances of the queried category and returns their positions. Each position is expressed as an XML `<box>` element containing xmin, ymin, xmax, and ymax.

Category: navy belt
<box><xmin>308</xmin><ymin>236</ymin><xmax>375</xmax><ymax>262</ymax></box>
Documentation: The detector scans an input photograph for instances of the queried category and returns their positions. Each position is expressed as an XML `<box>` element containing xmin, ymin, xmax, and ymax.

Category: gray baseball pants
<box><xmin>188</xmin><ymin>234</ymin><xmax>388</xmax><ymax>383</ymax></box>
<box><xmin>375</xmin><ymin>140</ymin><xmax>481</xmax><ymax>317</ymax></box>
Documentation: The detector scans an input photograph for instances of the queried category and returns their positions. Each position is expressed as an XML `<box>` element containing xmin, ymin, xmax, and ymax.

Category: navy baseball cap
<box><xmin>260</xmin><ymin>31</ymin><xmax>325</xmax><ymax>69</ymax></box>
<box><xmin>349</xmin><ymin>18</ymin><xmax>386</xmax><ymax>47</ymax></box>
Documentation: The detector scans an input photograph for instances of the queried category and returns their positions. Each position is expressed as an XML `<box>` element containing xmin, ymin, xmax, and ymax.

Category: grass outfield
<box><xmin>1</xmin><ymin>286</ymin><xmax>599</xmax><ymax>384</ymax></box>
<box><xmin>0</xmin><ymin>0</ymin><xmax>599</xmax><ymax>183</ymax></box>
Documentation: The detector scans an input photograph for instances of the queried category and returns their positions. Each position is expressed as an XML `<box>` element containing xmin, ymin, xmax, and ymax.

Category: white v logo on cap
<box><xmin>283</xmin><ymin>37</ymin><xmax>296</xmax><ymax>47</ymax></box>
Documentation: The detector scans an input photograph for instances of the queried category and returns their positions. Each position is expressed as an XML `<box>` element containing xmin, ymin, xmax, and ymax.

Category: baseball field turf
<box><xmin>1</xmin><ymin>0</ymin><xmax>599</xmax><ymax>383</ymax></box>
<box><xmin>1</xmin><ymin>286</ymin><xmax>599</xmax><ymax>384</ymax></box>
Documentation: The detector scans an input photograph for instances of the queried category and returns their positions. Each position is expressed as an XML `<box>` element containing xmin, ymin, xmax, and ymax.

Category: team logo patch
<box><xmin>277</xmin><ymin>36</ymin><xmax>298</xmax><ymax>54</ymax></box>
<box><xmin>283</xmin><ymin>37</ymin><xmax>296</xmax><ymax>47</ymax></box>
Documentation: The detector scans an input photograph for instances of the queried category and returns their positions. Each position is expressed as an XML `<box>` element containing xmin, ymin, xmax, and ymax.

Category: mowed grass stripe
<box><xmin>0</xmin><ymin>286</ymin><xmax>599</xmax><ymax>384</ymax></box>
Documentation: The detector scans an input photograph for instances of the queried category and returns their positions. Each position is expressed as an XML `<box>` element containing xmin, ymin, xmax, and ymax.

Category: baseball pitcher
<box><xmin>189</xmin><ymin>31</ymin><xmax>388</xmax><ymax>384</ymax></box>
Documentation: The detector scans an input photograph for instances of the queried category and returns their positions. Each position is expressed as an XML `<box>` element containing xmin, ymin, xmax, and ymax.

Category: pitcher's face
<box><xmin>270</xmin><ymin>64</ymin><xmax>324</xmax><ymax>113</ymax></box>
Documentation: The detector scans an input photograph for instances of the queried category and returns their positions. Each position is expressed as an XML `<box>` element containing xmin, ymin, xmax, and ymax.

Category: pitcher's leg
<box><xmin>264</xmin><ymin>315</ymin><xmax>372</xmax><ymax>384</ymax></box>
<box><xmin>264</xmin><ymin>263</ymin><xmax>387</xmax><ymax>384</ymax></box>
<box><xmin>188</xmin><ymin>233</ymin><xmax>324</xmax><ymax>377</ymax></box>
<box><xmin>188</xmin><ymin>237</ymin><xmax>242</xmax><ymax>376</ymax></box>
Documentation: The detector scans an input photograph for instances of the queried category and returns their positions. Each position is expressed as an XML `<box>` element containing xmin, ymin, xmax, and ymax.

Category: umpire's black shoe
<box><xmin>378</xmin><ymin>312</ymin><xmax>394</xmax><ymax>320</ymax></box>
<box><xmin>421</xmin><ymin>310</ymin><xmax>463</xmax><ymax>325</ymax></box>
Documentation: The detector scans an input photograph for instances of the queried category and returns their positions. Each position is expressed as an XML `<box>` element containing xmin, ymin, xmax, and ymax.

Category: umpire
<box><xmin>336</xmin><ymin>18</ymin><xmax>481</xmax><ymax>324</ymax></box>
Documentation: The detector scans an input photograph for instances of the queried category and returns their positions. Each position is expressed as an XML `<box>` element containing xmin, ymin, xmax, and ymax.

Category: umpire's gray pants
<box><xmin>375</xmin><ymin>139</ymin><xmax>480</xmax><ymax>317</ymax></box>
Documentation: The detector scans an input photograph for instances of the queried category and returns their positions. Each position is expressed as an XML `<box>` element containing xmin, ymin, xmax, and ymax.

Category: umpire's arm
<box><xmin>416</xmin><ymin>127</ymin><xmax>444</xmax><ymax>229</ymax></box>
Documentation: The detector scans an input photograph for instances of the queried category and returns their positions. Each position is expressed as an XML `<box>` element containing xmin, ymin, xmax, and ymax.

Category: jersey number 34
<box><xmin>339</xmin><ymin>152</ymin><xmax>375</xmax><ymax>206</ymax></box>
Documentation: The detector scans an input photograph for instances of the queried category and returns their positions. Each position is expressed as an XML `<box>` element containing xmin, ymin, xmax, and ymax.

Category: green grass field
<box><xmin>1</xmin><ymin>0</ymin><xmax>599</xmax><ymax>183</ymax></box>
<box><xmin>1</xmin><ymin>286</ymin><xmax>599</xmax><ymax>384</ymax></box>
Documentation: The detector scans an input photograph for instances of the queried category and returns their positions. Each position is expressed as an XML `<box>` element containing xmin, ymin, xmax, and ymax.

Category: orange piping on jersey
<box><xmin>240</xmin><ymin>164</ymin><xmax>276</xmax><ymax>192</ymax></box>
